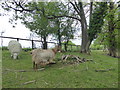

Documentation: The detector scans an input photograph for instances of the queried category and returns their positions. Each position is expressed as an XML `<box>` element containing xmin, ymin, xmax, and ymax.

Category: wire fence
<box><xmin>0</xmin><ymin>36</ymin><xmax>81</xmax><ymax>52</ymax></box>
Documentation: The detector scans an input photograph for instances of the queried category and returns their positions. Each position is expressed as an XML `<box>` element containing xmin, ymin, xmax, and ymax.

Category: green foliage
<box><xmin>22</xmin><ymin>48</ymin><xmax>32</xmax><ymax>51</ymax></box>
<box><xmin>92</xmin><ymin>2</ymin><xmax>119</xmax><ymax>57</ymax></box>
<box><xmin>2</xmin><ymin>46</ymin><xmax>8</xmax><ymax>50</ymax></box>
<box><xmin>61</xmin><ymin>19</ymin><xmax>75</xmax><ymax>41</ymax></box>
<box><xmin>62</xmin><ymin>41</ymin><xmax>75</xmax><ymax>45</ymax></box>
<box><xmin>103</xmin><ymin>3</ymin><xmax>118</xmax><ymax>50</ymax></box>
<box><xmin>90</xmin><ymin>44</ymin><xmax>104</xmax><ymax>50</ymax></box>
<box><xmin>51</xmin><ymin>18</ymin><xmax>75</xmax><ymax>45</ymax></box>
<box><xmin>68</xmin><ymin>41</ymin><xmax>76</xmax><ymax>45</ymax></box>
<box><xmin>20</xmin><ymin>2</ymin><xmax>53</xmax><ymax>38</ymax></box>
<box><xmin>116</xmin><ymin>7</ymin><xmax>120</xmax><ymax>52</ymax></box>
<box><xmin>2</xmin><ymin>50</ymin><xmax>118</xmax><ymax>88</ymax></box>
<box><xmin>1</xmin><ymin>1</ymin><xmax>75</xmax><ymax>44</ymax></box>
<box><xmin>88</xmin><ymin>2</ymin><xmax>108</xmax><ymax>41</ymax></box>
<box><xmin>20</xmin><ymin>2</ymin><xmax>70</xmax><ymax>40</ymax></box>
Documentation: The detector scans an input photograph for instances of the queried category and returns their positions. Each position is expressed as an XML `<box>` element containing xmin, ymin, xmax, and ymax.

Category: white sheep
<box><xmin>31</xmin><ymin>46</ymin><xmax>60</xmax><ymax>70</ymax></box>
<box><xmin>8</xmin><ymin>40</ymin><xmax>22</xmax><ymax>59</ymax></box>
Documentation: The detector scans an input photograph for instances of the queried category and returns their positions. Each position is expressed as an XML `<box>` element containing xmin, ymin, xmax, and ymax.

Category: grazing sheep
<box><xmin>31</xmin><ymin>46</ymin><xmax>60</xmax><ymax>70</ymax></box>
<box><xmin>8</xmin><ymin>40</ymin><xmax>22</xmax><ymax>59</ymax></box>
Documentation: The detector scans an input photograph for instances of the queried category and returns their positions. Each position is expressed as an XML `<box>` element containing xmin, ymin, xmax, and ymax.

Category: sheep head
<box><xmin>12</xmin><ymin>53</ymin><xmax>18</xmax><ymax>59</ymax></box>
<box><xmin>52</xmin><ymin>45</ymin><xmax>61</xmax><ymax>54</ymax></box>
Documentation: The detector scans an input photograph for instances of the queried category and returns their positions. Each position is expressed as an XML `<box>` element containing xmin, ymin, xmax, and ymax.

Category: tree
<box><xmin>92</xmin><ymin>2</ymin><xmax>119</xmax><ymax>57</ymax></box>
<box><xmin>105</xmin><ymin>2</ymin><xmax>120</xmax><ymax>57</ymax></box>
<box><xmin>1</xmin><ymin>1</ymin><xmax>67</xmax><ymax>49</ymax></box>
<box><xmin>106</xmin><ymin>2</ymin><xmax>116</xmax><ymax>57</ymax></box>
<box><xmin>117</xmin><ymin>1</ymin><xmax>120</xmax><ymax>57</ymax></box>
<box><xmin>55</xmin><ymin>19</ymin><xmax>62</xmax><ymax>47</ymax></box>
<box><xmin>62</xmin><ymin>40</ymin><xmax>76</xmax><ymax>51</ymax></box>
<box><xmin>87</xmin><ymin>2</ymin><xmax>107</xmax><ymax>53</ymax></box>
<box><xmin>61</xmin><ymin>18</ymin><xmax>75</xmax><ymax>51</ymax></box>
<box><xmin>0</xmin><ymin>0</ymin><xmax>87</xmax><ymax>53</ymax></box>
<box><xmin>63</xmin><ymin>1</ymin><xmax>107</xmax><ymax>53</ymax></box>
<box><xmin>0</xmin><ymin>0</ymin><xmax>108</xmax><ymax>53</ymax></box>
<box><xmin>51</xmin><ymin>17</ymin><xmax>75</xmax><ymax>51</ymax></box>
<box><xmin>20</xmin><ymin>2</ymin><xmax>58</xmax><ymax>49</ymax></box>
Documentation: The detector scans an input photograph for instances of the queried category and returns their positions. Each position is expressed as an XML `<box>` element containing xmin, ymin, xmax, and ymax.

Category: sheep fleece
<box><xmin>32</xmin><ymin>49</ymin><xmax>55</xmax><ymax>65</ymax></box>
<box><xmin>8</xmin><ymin>40</ymin><xmax>22</xmax><ymax>54</ymax></box>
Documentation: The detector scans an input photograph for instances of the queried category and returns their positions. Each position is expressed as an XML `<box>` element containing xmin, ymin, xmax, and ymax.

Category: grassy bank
<box><xmin>2</xmin><ymin>50</ymin><xmax>118</xmax><ymax>88</ymax></box>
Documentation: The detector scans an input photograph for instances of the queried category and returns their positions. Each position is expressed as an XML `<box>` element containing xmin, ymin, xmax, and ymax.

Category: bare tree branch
<box><xmin>74</xmin><ymin>0</ymin><xmax>81</xmax><ymax>12</ymax></box>
<box><xmin>69</xmin><ymin>1</ymin><xmax>81</xmax><ymax>16</ymax></box>
<box><xmin>3</xmin><ymin>1</ymin><xmax>81</xmax><ymax>22</ymax></box>
<box><xmin>85</xmin><ymin>9</ymin><xmax>89</xmax><ymax>14</ymax></box>
<box><xmin>83</xmin><ymin>3</ymin><xmax>90</xmax><ymax>8</ymax></box>
<box><xmin>4</xmin><ymin>1</ymin><xmax>23</xmax><ymax>12</ymax></box>
<box><xmin>4</xmin><ymin>0</ymin><xmax>33</xmax><ymax>12</ymax></box>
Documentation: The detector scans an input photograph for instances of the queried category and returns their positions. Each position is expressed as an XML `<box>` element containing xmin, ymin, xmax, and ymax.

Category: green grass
<box><xmin>2</xmin><ymin>50</ymin><xmax>119</xmax><ymax>88</ymax></box>
<box><xmin>61</xmin><ymin>45</ymin><xmax>80</xmax><ymax>51</ymax></box>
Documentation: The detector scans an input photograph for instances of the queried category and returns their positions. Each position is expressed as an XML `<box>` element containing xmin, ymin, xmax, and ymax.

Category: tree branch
<box><xmin>85</xmin><ymin>9</ymin><xmax>89</xmax><ymax>15</ymax></box>
<box><xmin>74</xmin><ymin>0</ymin><xmax>81</xmax><ymax>12</ymax></box>
<box><xmin>3</xmin><ymin>1</ymin><xmax>81</xmax><ymax>21</ymax></box>
<box><xmin>4</xmin><ymin>1</ymin><xmax>33</xmax><ymax>13</ymax></box>
<box><xmin>47</xmin><ymin>15</ymin><xmax>81</xmax><ymax>21</ymax></box>
<box><xmin>69</xmin><ymin>1</ymin><xmax>81</xmax><ymax>16</ymax></box>
<box><xmin>4</xmin><ymin>1</ymin><xmax>22</xmax><ymax>12</ymax></box>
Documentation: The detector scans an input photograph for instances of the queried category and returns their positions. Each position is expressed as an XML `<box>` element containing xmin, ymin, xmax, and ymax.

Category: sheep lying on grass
<box><xmin>31</xmin><ymin>46</ymin><xmax>60</xmax><ymax>70</ymax></box>
<box><xmin>8</xmin><ymin>40</ymin><xmax>22</xmax><ymax>59</ymax></box>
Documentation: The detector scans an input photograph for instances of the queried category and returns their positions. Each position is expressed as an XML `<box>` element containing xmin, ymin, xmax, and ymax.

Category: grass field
<box><xmin>2</xmin><ymin>50</ymin><xmax>119</xmax><ymax>88</ymax></box>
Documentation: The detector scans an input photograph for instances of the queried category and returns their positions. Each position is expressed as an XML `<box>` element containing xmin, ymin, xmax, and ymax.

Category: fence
<box><xmin>0</xmin><ymin>36</ymin><xmax>81</xmax><ymax>51</ymax></box>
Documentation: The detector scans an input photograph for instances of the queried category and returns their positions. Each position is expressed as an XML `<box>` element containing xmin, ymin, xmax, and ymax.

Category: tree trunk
<box><xmin>79</xmin><ymin>2</ymin><xmax>88</xmax><ymax>53</ymax></box>
<box><xmin>64</xmin><ymin>43</ymin><xmax>67</xmax><ymax>51</ymax></box>
<box><xmin>57</xmin><ymin>29</ymin><xmax>62</xmax><ymax>52</ymax></box>
<box><xmin>56</xmin><ymin>19</ymin><xmax>62</xmax><ymax>51</ymax></box>
<box><xmin>108</xmin><ymin>2</ymin><xmax>116</xmax><ymax>57</ymax></box>
<box><xmin>42</xmin><ymin>36</ymin><xmax>47</xmax><ymax>49</ymax></box>
<box><xmin>107</xmin><ymin>35</ymin><xmax>116</xmax><ymax>57</ymax></box>
<box><xmin>80</xmin><ymin>27</ymin><xmax>88</xmax><ymax>53</ymax></box>
<box><xmin>64</xmin><ymin>40</ymin><xmax>69</xmax><ymax>51</ymax></box>
<box><xmin>118</xmin><ymin>2</ymin><xmax>120</xmax><ymax>57</ymax></box>
<box><xmin>58</xmin><ymin>29</ymin><xmax>62</xmax><ymax>47</ymax></box>
<box><xmin>79</xmin><ymin>2</ymin><xmax>94</xmax><ymax>53</ymax></box>
<box><xmin>85</xmin><ymin>2</ymin><xmax>93</xmax><ymax>54</ymax></box>
<box><xmin>85</xmin><ymin>40</ymin><xmax>92</xmax><ymax>54</ymax></box>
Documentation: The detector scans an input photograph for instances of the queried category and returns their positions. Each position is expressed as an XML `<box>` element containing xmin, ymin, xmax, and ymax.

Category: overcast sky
<box><xmin>0</xmin><ymin>7</ymin><xmax>81</xmax><ymax>48</ymax></box>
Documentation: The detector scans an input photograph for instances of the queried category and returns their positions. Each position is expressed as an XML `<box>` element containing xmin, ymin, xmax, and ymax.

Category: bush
<box><xmin>22</xmin><ymin>48</ymin><xmax>32</xmax><ymax>52</ymax></box>
<box><xmin>90</xmin><ymin>45</ymin><xmax>104</xmax><ymax>50</ymax></box>
<box><xmin>2</xmin><ymin>46</ymin><xmax>8</xmax><ymax>50</ymax></box>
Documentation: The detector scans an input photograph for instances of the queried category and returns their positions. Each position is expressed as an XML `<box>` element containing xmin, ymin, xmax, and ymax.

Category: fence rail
<box><xmin>0</xmin><ymin>36</ymin><xmax>81</xmax><ymax>51</ymax></box>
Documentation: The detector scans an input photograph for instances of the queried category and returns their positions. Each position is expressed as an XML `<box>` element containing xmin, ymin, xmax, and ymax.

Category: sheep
<box><xmin>8</xmin><ymin>40</ymin><xmax>22</xmax><ymax>59</ymax></box>
<box><xmin>30</xmin><ymin>46</ymin><xmax>60</xmax><ymax>70</ymax></box>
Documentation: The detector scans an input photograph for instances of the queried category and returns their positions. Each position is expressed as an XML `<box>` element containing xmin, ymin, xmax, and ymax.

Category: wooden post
<box><xmin>76</xmin><ymin>45</ymin><xmax>78</xmax><ymax>51</ymax></box>
<box><xmin>61</xmin><ymin>44</ymin><xmax>63</xmax><ymax>51</ymax></box>
<box><xmin>71</xmin><ymin>45</ymin><xmax>72</xmax><ymax>52</ymax></box>
<box><xmin>32</xmin><ymin>40</ymin><xmax>34</xmax><ymax>49</ymax></box>
<box><xmin>17</xmin><ymin>38</ymin><xmax>19</xmax><ymax>42</ymax></box>
<box><xmin>54</xmin><ymin>43</ymin><xmax>56</xmax><ymax>46</ymax></box>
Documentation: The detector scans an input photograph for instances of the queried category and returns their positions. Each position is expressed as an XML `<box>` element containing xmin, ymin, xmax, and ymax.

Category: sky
<box><xmin>0</xmin><ymin>8</ymin><xmax>81</xmax><ymax>48</ymax></box>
